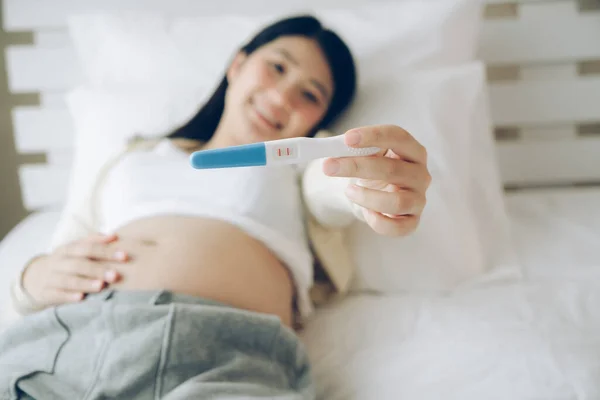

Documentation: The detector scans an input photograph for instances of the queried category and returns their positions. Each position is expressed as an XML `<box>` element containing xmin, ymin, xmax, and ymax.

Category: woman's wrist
<box><xmin>10</xmin><ymin>255</ymin><xmax>48</xmax><ymax>315</ymax></box>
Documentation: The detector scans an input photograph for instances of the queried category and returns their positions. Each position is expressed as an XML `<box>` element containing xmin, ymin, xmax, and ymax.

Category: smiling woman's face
<box><xmin>219</xmin><ymin>35</ymin><xmax>334</xmax><ymax>145</ymax></box>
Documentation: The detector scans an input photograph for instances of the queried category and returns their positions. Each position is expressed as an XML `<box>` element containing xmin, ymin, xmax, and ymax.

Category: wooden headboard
<box><xmin>3</xmin><ymin>0</ymin><xmax>600</xmax><ymax>211</ymax></box>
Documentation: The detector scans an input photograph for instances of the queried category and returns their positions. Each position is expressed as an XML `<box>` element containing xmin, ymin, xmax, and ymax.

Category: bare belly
<box><xmin>104</xmin><ymin>215</ymin><xmax>295</xmax><ymax>326</ymax></box>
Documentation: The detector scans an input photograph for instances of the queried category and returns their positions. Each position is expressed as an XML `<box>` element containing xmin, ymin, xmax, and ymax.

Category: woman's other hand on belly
<box><xmin>22</xmin><ymin>233</ymin><xmax>130</xmax><ymax>309</ymax></box>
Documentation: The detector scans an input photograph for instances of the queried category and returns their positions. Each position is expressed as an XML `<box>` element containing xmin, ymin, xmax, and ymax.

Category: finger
<box><xmin>48</xmin><ymin>289</ymin><xmax>86</xmax><ymax>304</ymax></box>
<box><xmin>363</xmin><ymin>210</ymin><xmax>421</xmax><ymax>237</ymax></box>
<box><xmin>83</xmin><ymin>233</ymin><xmax>119</xmax><ymax>244</ymax></box>
<box><xmin>344</xmin><ymin>125</ymin><xmax>427</xmax><ymax>165</ymax></box>
<box><xmin>58</xmin><ymin>259</ymin><xmax>121</xmax><ymax>283</ymax></box>
<box><xmin>345</xmin><ymin>184</ymin><xmax>425</xmax><ymax>216</ymax></box>
<box><xmin>50</xmin><ymin>272</ymin><xmax>106</xmax><ymax>293</ymax></box>
<box><xmin>324</xmin><ymin>157</ymin><xmax>430</xmax><ymax>191</ymax></box>
<box><xmin>63</xmin><ymin>241</ymin><xmax>128</xmax><ymax>262</ymax></box>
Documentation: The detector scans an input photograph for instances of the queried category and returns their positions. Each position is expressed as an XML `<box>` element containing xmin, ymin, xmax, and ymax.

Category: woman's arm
<box><xmin>9</xmin><ymin>139</ymin><xmax>139</xmax><ymax>316</ymax></box>
<box><xmin>10</xmin><ymin>234</ymin><xmax>127</xmax><ymax>316</ymax></box>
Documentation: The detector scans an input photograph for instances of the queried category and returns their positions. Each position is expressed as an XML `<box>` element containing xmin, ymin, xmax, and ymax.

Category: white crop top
<box><xmin>98</xmin><ymin>139</ymin><xmax>315</xmax><ymax>316</ymax></box>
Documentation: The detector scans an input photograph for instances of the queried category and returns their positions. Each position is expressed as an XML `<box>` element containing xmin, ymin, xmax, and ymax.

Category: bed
<box><xmin>1</xmin><ymin>0</ymin><xmax>600</xmax><ymax>398</ymax></box>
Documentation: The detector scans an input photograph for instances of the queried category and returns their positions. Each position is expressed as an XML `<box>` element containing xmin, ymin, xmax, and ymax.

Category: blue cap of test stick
<box><xmin>189</xmin><ymin>142</ymin><xmax>268</xmax><ymax>169</ymax></box>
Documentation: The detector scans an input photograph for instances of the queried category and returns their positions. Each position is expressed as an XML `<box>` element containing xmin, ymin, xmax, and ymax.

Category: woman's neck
<box><xmin>202</xmin><ymin>118</ymin><xmax>240</xmax><ymax>150</ymax></box>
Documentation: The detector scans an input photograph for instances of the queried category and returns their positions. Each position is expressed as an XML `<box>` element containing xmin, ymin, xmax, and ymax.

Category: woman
<box><xmin>1</xmin><ymin>15</ymin><xmax>430</xmax><ymax>399</ymax></box>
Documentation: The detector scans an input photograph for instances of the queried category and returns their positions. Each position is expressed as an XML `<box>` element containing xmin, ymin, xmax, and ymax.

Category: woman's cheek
<box><xmin>256</xmin><ymin>64</ymin><xmax>275</xmax><ymax>85</ymax></box>
<box><xmin>299</xmin><ymin>106</ymin><xmax>326</xmax><ymax>127</ymax></box>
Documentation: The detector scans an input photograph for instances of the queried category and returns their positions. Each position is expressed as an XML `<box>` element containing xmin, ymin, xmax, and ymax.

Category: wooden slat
<box><xmin>479</xmin><ymin>2</ymin><xmax>600</xmax><ymax>65</ymax></box>
<box><xmin>20</xmin><ymin>136</ymin><xmax>600</xmax><ymax>210</ymax></box>
<box><xmin>39</xmin><ymin>92</ymin><xmax>68</xmax><ymax>107</ymax></box>
<box><xmin>34</xmin><ymin>30</ymin><xmax>71</xmax><ymax>47</ymax></box>
<box><xmin>489</xmin><ymin>77</ymin><xmax>600</xmax><ymax>126</ymax></box>
<box><xmin>6</xmin><ymin>7</ymin><xmax>600</xmax><ymax>92</ymax></box>
<box><xmin>5</xmin><ymin>46</ymin><xmax>81</xmax><ymax>92</ymax></box>
<box><xmin>5</xmin><ymin>1</ymin><xmax>597</xmax><ymax>66</ymax></box>
<box><xmin>11</xmin><ymin>76</ymin><xmax>599</xmax><ymax>153</ymax></box>
<box><xmin>3</xmin><ymin>0</ymin><xmax>549</xmax><ymax>30</ymax></box>
<box><xmin>12</xmin><ymin>107</ymin><xmax>73</xmax><ymax>153</ymax></box>
<box><xmin>18</xmin><ymin>165</ymin><xmax>70</xmax><ymax>210</ymax></box>
<box><xmin>497</xmin><ymin>137</ymin><xmax>600</xmax><ymax>185</ymax></box>
<box><xmin>46</xmin><ymin>151</ymin><xmax>74</xmax><ymax>166</ymax></box>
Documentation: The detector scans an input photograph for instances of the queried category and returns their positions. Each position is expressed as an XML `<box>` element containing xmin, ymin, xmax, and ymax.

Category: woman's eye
<box><xmin>272</xmin><ymin>63</ymin><xmax>285</xmax><ymax>74</ymax></box>
<box><xmin>303</xmin><ymin>91</ymin><xmax>319</xmax><ymax>104</ymax></box>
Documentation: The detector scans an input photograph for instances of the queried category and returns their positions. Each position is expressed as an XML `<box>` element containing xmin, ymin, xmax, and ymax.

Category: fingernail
<box><xmin>104</xmin><ymin>270</ymin><xmax>118</xmax><ymax>282</ymax></box>
<box><xmin>72</xmin><ymin>293</ymin><xmax>83</xmax><ymax>301</ymax></box>
<box><xmin>113</xmin><ymin>251</ymin><xmax>127</xmax><ymax>261</ymax></box>
<box><xmin>345</xmin><ymin>130</ymin><xmax>361</xmax><ymax>146</ymax></box>
<box><xmin>93</xmin><ymin>280</ymin><xmax>104</xmax><ymax>289</ymax></box>
<box><xmin>323</xmin><ymin>160</ymin><xmax>340</xmax><ymax>175</ymax></box>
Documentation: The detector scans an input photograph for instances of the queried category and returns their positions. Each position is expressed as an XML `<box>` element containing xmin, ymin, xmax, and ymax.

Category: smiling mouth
<box><xmin>251</xmin><ymin>102</ymin><xmax>284</xmax><ymax>131</ymax></box>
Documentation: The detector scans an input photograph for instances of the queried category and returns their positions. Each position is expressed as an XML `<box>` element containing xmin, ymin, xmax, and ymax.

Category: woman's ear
<box><xmin>226</xmin><ymin>52</ymin><xmax>248</xmax><ymax>83</ymax></box>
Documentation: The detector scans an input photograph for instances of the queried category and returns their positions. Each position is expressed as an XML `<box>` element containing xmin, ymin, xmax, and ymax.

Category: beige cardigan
<box><xmin>10</xmin><ymin>132</ymin><xmax>361</xmax><ymax>316</ymax></box>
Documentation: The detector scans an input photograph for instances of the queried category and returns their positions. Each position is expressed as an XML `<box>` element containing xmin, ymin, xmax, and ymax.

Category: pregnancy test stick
<box><xmin>189</xmin><ymin>135</ymin><xmax>380</xmax><ymax>169</ymax></box>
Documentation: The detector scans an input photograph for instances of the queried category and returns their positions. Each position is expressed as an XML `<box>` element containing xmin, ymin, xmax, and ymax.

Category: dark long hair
<box><xmin>168</xmin><ymin>15</ymin><xmax>357</xmax><ymax>141</ymax></box>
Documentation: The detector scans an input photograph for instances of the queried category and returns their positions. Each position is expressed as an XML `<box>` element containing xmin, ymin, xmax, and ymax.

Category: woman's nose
<box><xmin>268</xmin><ymin>83</ymin><xmax>295</xmax><ymax>109</ymax></box>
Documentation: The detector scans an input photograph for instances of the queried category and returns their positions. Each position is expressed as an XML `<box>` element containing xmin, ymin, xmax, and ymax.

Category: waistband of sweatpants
<box><xmin>84</xmin><ymin>289</ymin><xmax>308</xmax><ymax>376</ymax></box>
<box><xmin>84</xmin><ymin>289</ymin><xmax>232</xmax><ymax>308</ymax></box>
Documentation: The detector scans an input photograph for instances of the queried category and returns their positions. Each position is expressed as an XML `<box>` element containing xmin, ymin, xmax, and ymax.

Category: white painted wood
<box><xmin>5</xmin><ymin>46</ymin><xmax>81</xmax><ymax>92</ymax></box>
<box><xmin>489</xmin><ymin>77</ymin><xmax>600</xmax><ymax>126</ymax></box>
<box><xmin>20</xmin><ymin>136</ymin><xmax>600</xmax><ymax>211</ymax></box>
<box><xmin>497</xmin><ymin>138</ymin><xmax>600</xmax><ymax>186</ymax></box>
<box><xmin>39</xmin><ymin>92</ymin><xmax>68</xmax><ymax>108</ymax></box>
<box><xmin>479</xmin><ymin>2</ymin><xmax>600</xmax><ymax>65</ymax></box>
<box><xmin>6</xmin><ymin>1</ymin><xmax>598</xmax><ymax>66</ymax></box>
<box><xmin>7</xmin><ymin>4</ymin><xmax>600</xmax><ymax>93</ymax></box>
<box><xmin>6</xmin><ymin>0</ymin><xmax>600</xmax><ymax>203</ymax></box>
<box><xmin>3</xmin><ymin>0</ymin><xmax>549</xmax><ymax>30</ymax></box>
<box><xmin>18</xmin><ymin>165</ymin><xmax>70</xmax><ymax>210</ymax></box>
<box><xmin>14</xmin><ymin>77</ymin><xmax>600</xmax><ymax>147</ymax></box>
<box><xmin>34</xmin><ymin>30</ymin><xmax>71</xmax><ymax>47</ymax></box>
<box><xmin>12</xmin><ymin>107</ymin><xmax>73</xmax><ymax>153</ymax></box>
<box><xmin>46</xmin><ymin>151</ymin><xmax>74</xmax><ymax>166</ymax></box>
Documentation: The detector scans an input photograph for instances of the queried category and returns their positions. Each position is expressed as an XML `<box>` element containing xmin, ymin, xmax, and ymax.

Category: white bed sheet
<box><xmin>505</xmin><ymin>187</ymin><xmax>600</xmax><ymax>281</ymax></box>
<box><xmin>302</xmin><ymin>187</ymin><xmax>600</xmax><ymax>399</ymax></box>
<box><xmin>1</xmin><ymin>188</ymin><xmax>599</xmax><ymax>398</ymax></box>
<box><xmin>302</xmin><ymin>281</ymin><xmax>600</xmax><ymax>399</ymax></box>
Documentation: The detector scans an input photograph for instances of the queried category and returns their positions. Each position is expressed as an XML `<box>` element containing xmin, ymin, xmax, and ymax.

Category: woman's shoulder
<box><xmin>167</xmin><ymin>138</ymin><xmax>204</xmax><ymax>154</ymax></box>
<box><xmin>124</xmin><ymin>135</ymin><xmax>202</xmax><ymax>152</ymax></box>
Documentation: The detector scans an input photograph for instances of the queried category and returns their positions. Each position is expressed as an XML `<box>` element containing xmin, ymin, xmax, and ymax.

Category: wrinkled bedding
<box><xmin>302</xmin><ymin>187</ymin><xmax>600</xmax><ymax>399</ymax></box>
<box><xmin>1</xmin><ymin>188</ymin><xmax>600</xmax><ymax>399</ymax></box>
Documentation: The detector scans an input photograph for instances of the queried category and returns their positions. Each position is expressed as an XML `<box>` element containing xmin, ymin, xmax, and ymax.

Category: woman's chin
<box><xmin>242</xmin><ymin>125</ymin><xmax>279</xmax><ymax>142</ymax></box>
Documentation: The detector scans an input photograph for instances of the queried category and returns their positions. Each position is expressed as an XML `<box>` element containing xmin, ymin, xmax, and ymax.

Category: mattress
<box><xmin>1</xmin><ymin>188</ymin><xmax>599</xmax><ymax>399</ymax></box>
<box><xmin>302</xmin><ymin>187</ymin><xmax>600</xmax><ymax>399</ymax></box>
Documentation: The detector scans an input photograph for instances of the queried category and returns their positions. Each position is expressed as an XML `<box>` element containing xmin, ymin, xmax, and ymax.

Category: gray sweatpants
<box><xmin>0</xmin><ymin>289</ymin><xmax>315</xmax><ymax>400</ymax></box>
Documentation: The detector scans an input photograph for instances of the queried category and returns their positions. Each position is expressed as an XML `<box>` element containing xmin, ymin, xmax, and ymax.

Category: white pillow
<box><xmin>331</xmin><ymin>62</ymin><xmax>521</xmax><ymax>293</ymax></box>
<box><xmin>48</xmin><ymin>84</ymin><xmax>209</xmax><ymax>250</ymax></box>
<box><xmin>56</xmin><ymin>62</ymin><xmax>518</xmax><ymax>296</ymax></box>
<box><xmin>66</xmin><ymin>0</ymin><xmax>482</xmax><ymax>88</ymax></box>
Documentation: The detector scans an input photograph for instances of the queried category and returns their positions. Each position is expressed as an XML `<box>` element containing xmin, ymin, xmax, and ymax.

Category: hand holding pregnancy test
<box><xmin>191</xmin><ymin>126</ymin><xmax>432</xmax><ymax>237</ymax></box>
